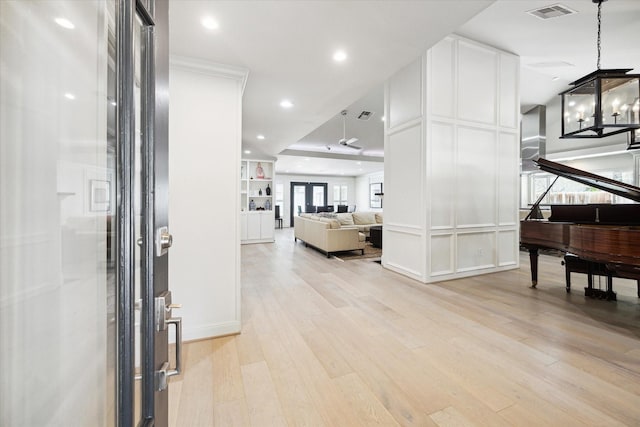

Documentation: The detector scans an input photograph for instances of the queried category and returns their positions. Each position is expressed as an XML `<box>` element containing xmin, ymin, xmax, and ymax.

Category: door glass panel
<box><xmin>313</xmin><ymin>186</ymin><xmax>325</xmax><ymax>206</ymax></box>
<box><xmin>133</xmin><ymin>13</ymin><xmax>144</xmax><ymax>424</ymax></box>
<box><xmin>293</xmin><ymin>185</ymin><xmax>306</xmax><ymax>214</ymax></box>
<box><xmin>0</xmin><ymin>1</ymin><xmax>116</xmax><ymax>426</ymax></box>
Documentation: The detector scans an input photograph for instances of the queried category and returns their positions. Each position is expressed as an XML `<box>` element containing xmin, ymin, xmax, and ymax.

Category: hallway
<box><xmin>169</xmin><ymin>228</ymin><xmax>640</xmax><ymax>426</ymax></box>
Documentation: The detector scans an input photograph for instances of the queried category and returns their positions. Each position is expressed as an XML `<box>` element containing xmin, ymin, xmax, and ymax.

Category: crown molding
<box><xmin>170</xmin><ymin>55</ymin><xmax>249</xmax><ymax>94</ymax></box>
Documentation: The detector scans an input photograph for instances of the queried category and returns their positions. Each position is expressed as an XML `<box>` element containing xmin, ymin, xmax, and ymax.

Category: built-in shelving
<box><xmin>240</xmin><ymin>159</ymin><xmax>275</xmax><ymax>244</ymax></box>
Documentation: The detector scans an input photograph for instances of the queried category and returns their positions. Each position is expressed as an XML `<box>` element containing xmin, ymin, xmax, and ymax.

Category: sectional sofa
<box><xmin>334</xmin><ymin>211</ymin><xmax>383</xmax><ymax>238</ymax></box>
<box><xmin>293</xmin><ymin>211</ymin><xmax>382</xmax><ymax>257</ymax></box>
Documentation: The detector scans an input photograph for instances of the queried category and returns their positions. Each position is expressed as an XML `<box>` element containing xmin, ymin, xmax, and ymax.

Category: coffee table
<box><xmin>369</xmin><ymin>225</ymin><xmax>382</xmax><ymax>248</ymax></box>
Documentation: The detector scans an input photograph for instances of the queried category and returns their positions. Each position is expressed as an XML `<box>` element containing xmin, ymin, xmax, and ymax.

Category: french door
<box><xmin>290</xmin><ymin>182</ymin><xmax>328</xmax><ymax>225</ymax></box>
<box><xmin>0</xmin><ymin>0</ymin><xmax>175</xmax><ymax>426</ymax></box>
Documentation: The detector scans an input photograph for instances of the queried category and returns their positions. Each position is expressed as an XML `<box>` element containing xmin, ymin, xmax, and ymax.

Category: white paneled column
<box><xmin>169</xmin><ymin>57</ymin><xmax>248</xmax><ymax>339</ymax></box>
<box><xmin>384</xmin><ymin>35</ymin><xmax>520</xmax><ymax>283</ymax></box>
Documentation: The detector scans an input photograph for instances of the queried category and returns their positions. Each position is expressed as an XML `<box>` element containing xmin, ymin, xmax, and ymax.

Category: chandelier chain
<box><xmin>597</xmin><ymin>0</ymin><xmax>602</xmax><ymax>70</ymax></box>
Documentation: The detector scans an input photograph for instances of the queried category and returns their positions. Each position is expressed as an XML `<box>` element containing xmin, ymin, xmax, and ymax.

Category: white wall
<box><xmin>276</xmin><ymin>174</ymin><xmax>356</xmax><ymax>227</ymax></box>
<box><xmin>169</xmin><ymin>57</ymin><xmax>247</xmax><ymax>340</ymax></box>
<box><xmin>355</xmin><ymin>171</ymin><xmax>385</xmax><ymax>213</ymax></box>
<box><xmin>383</xmin><ymin>35</ymin><xmax>520</xmax><ymax>283</ymax></box>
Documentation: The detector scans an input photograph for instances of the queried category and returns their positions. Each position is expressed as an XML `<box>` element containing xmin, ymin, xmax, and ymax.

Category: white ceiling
<box><xmin>169</xmin><ymin>0</ymin><xmax>495</xmax><ymax>174</ymax></box>
<box><xmin>288</xmin><ymin>85</ymin><xmax>385</xmax><ymax>158</ymax></box>
<box><xmin>276</xmin><ymin>154</ymin><xmax>383</xmax><ymax>177</ymax></box>
<box><xmin>457</xmin><ymin>0</ymin><xmax>640</xmax><ymax>112</ymax></box>
<box><xmin>168</xmin><ymin>0</ymin><xmax>640</xmax><ymax>177</ymax></box>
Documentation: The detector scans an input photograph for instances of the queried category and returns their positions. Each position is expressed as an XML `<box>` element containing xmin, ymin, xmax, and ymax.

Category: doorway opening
<box><xmin>290</xmin><ymin>182</ymin><xmax>328</xmax><ymax>225</ymax></box>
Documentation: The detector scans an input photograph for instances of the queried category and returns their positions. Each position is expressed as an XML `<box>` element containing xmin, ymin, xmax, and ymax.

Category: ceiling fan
<box><xmin>338</xmin><ymin>110</ymin><xmax>362</xmax><ymax>150</ymax></box>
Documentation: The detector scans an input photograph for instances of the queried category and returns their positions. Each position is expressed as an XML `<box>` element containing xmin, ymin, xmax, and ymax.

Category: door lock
<box><xmin>155</xmin><ymin>226</ymin><xmax>173</xmax><ymax>256</ymax></box>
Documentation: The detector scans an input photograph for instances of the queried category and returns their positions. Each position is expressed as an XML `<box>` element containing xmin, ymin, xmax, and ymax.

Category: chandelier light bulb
<box><xmin>612</xmin><ymin>99</ymin><xmax>620</xmax><ymax>115</ymax></box>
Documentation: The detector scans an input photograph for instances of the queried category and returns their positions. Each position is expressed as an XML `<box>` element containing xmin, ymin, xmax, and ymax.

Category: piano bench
<box><xmin>562</xmin><ymin>254</ymin><xmax>640</xmax><ymax>299</ymax></box>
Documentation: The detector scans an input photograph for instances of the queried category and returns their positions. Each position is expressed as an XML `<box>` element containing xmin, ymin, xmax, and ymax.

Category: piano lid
<box><xmin>534</xmin><ymin>158</ymin><xmax>640</xmax><ymax>203</ymax></box>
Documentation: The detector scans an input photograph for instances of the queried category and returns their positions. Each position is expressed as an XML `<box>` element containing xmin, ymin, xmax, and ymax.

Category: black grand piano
<box><xmin>520</xmin><ymin>158</ymin><xmax>640</xmax><ymax>300</ymax></box>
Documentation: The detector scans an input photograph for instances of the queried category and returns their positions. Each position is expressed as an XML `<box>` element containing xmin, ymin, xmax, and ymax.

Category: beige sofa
<box><xmin>294</xmin><ymin>214</ymin><xmax>366</xmax><ymax>257</ymax></box>
<box><xmin>335</xmin><ymin>211</ymin><xmax>383</xmax><ymax>238</ymax></box>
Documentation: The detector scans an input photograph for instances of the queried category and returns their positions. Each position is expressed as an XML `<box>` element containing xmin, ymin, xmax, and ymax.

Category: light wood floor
<box><xmin>169</xmin><ymin>228</ymin><xmax>640</xmax><ymax>426</ymax></box>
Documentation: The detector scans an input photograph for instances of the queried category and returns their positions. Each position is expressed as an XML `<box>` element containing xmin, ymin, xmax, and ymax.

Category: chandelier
<box><xmin>559</xmin><ymin>0</ymin><xmax>640</xmax><ymax>147</ymax></box>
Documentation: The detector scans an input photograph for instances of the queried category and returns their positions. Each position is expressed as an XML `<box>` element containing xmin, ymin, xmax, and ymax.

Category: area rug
<box><xmin>333</xmin><ymin>243</ymin><xmax>381</xmax><ymax>261</ymax></box>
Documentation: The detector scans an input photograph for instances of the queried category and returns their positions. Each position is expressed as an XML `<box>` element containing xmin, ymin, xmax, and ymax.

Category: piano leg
<box><xmin>606</xmin><ymin>275</ymin><xmax>617</xmax><ymax>301</ymax></box>
<box><xmin>563</xmin><ymin>261</ymin><xmax>571</xmax><ymax>293</ymax></box>
<box><xmin>584</xmin><ymin>262</ymin><xmax>598</xmax><ymax>298</ymax></box>
<box><xmin>528</xmin><ymin>248</ymin><xmax>539</xmax><ymax>288</ymax></box>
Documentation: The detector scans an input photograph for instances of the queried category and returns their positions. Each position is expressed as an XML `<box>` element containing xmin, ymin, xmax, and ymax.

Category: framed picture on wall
<box><xmin>90</xmin><ymin>179</ymin><xmax>111</xmax><ymax>212</ymax></box>
<box><xmin>370</xmin><ymin>183</ymin><xmax>383</xmax><ymax>209</ymax></box>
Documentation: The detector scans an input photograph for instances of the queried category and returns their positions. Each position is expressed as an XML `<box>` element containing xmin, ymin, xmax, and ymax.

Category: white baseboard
<box><xmin>174</xmin><ymin>320</ymin><xmax>241</xmax><ymax>343</ymax></box>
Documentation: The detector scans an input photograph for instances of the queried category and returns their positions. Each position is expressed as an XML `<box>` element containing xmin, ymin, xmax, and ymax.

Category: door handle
<box><xmin>154</xmin><ymin>315</ymin><xmax>181</xmax><ymax>391</ymax></box>
<box><xmin>154</xmin><ymin>291</ymin><xmax>183</xmax><ymax>391</ymax></box>
<box><xmin>166</xmin><ymin>316</ymin><xmax>182</xmax><ymax>377</ymax></box>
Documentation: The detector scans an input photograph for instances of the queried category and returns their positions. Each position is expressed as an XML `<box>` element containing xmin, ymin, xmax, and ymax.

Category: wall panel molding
<box><xmin>385</xmin><ymin>224</ymin><xmax>423</xmax><ymax>235</ymax></box>
<box><xmin>498</xmin><ymin>53</ymin><xmax>520</xmax><ymax>130</ymax></box>
<box><xmin>384</xmin><ymin>263</ymin><xmax>424</xmax><ymax>281</ymax></box>
<box><xmin>457</xmin><ymin>40</ymin><xmax>497</xmax><ymax>126</ymax></box>
<box><xmin>387</xmin><ymin>118</ymin><xmax>422</xmax><ymax>136</ymax></box>
<box><xmin>384</xmin><ymin>34</ymin><xmax>519</xmax><ymax>284</ymax></box>
<box><xmin>388</xmin><ymin>58</ymin><xmax>423</xmax><ymax>129</ymax></box>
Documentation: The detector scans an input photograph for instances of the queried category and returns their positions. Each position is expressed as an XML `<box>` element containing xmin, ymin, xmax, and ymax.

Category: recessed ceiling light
<box><xmin>356</xmin><ymin>161</ymin><xmax>362</xmax><ymax>165</ymax></box>
<box><xmin>552</xmin><ymin>76</ymin><xmax>560</xmax><ymax>81</ymax></box>
<box><xmin>201</xmin><ymin>17</ymin><xmax>219</xmax><ymax>30</ymax></box>
<box><xmin>257</xmin><ymin>134</ymin><xmax>265</xmax><ymax>140</ymax></box>
<box><xmin>381</xmin><ymin>116</ymin><xmax>386</xmax><ymax>122</ymax></box>
<box><xmin>280</xmin><ymin>99</ymin><xmax>294</xmax><ymax>109</ymax></box>
<box><xmin>64</xmin><ymin>93</ymin><xmax>75</xmax><ymax>100</ymax></box>
<box><xmin>304</xmin><ymin>158</ymin><xmax>310</xmax><ymax>161</ymax></box>
<box><xmin>333</xmin><ymin>50</ymin><xmax>347</xmax><ymax>62</ymax></box>
<box><xmin>55</xmin><ymin>17</ymin><xmax>75</xmax><ymax>29</ymax></box>
<box><xmin>244</xmin><ymin>150</ymin><xmax>251</xmax><ymax>154</ymax></box>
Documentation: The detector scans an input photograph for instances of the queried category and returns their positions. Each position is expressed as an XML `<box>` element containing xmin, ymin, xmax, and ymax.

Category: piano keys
<box><xmin>520</xmin><ymin>158</ymin><xmax>640</xmax><ymax>300</ymax></box>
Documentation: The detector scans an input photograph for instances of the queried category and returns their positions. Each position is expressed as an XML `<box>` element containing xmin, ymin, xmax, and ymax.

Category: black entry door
<box><xmin>290</xmin><ymin>182</ymin><xmax>328</xmax><ymax>225</ymax></box>
<box><xmin>121</xmin><ymin>1</ymin><xmax>175</xmax><ymax>426</ymax></box>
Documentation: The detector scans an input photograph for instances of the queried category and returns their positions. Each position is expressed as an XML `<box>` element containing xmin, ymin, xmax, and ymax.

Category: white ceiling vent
<box><xmin>357</xmin><ymin>111</ymin><xmax>374</xmax><ymax>121</ymax></box>
<box><xmin>527</xmin><ymin>4</ymin><xmax>576</xmax><ymax>20</ymax></box>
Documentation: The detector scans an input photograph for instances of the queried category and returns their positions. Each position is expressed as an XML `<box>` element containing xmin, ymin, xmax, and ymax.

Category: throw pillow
<box><xmin>375</xmin><ymin>213</ymin><xmax>383</xmax><ymax>224</ymax></box>
<box><xmin>352</xmin><ymin>212</ymin><xmax>376</xmax><ymax>225</ymax></box>
<box><xmin>317</xmin><ymin>212</ymin><xmax>337</xmax><ymax>218</ymax></box>
<box><xmin>336</xmin><ymin>213</ymin><xmax>354</xmax><ymax>226</ymax></box>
